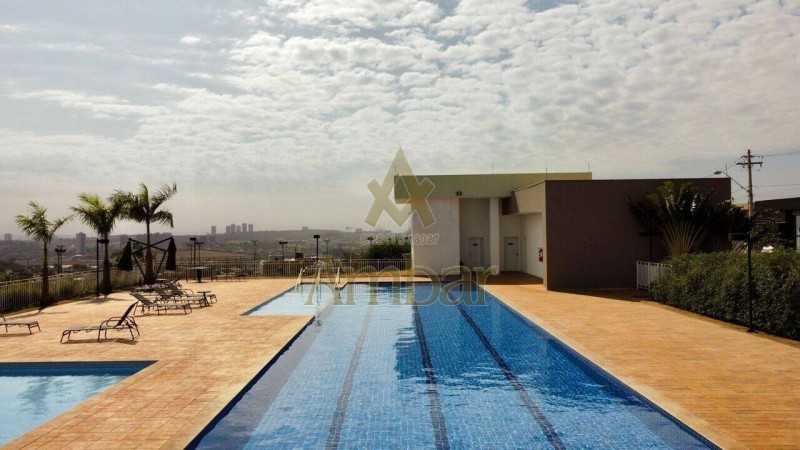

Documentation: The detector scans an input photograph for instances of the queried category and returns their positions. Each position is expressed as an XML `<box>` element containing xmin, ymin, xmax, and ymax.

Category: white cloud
<box><xmin>8</xmin><ymin>89</ymin><xmax>163</xmax><ymax>120</ymax></box>
<box><xmin>2</xmin><ymin>0</ymin><xmax>800</xmax><ymax>234</ymax></box>
<box><xmin>0</xmin><ymin>24</ymin><xmax>24</xmax><ymax>33</ymax></box>
<box><xmin>180</xmin><ymin>35</ymin><xmax>203</xmax><ymax>45</ymax></box>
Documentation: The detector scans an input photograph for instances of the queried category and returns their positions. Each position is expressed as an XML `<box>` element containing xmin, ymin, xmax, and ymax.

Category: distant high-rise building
<box><xmin>211</xmin><ymin>226</ymin><xmax>217</xmax><ymax>235</ymax></box>
<box><xmin>230</xmin><ymin>223</ymin><xmax>236</xmax><ymax>234</ymax></box>
<box><xmin>3</xmin><ymin>233</ymin><xmax>11</xmax><ymax>241</ymax></box>
<box><xmin>76</xmin><ymin>232</ymin><xmax>87</xmax><ymax>254</ymax></box>
<box><xmin>236</xmin><ymin>225</ymin><xmax>242</xmax><ymax>233</ymax></box>
<box><xmin>241</xmin><ymin>222</ymin><xmax>247</xmax><ymax>233</ymax></box>
<box><xmin>248</xmin><ymin>224</ymin><xmax>253</xmax><ymax>233</ymax></box>
<box><xmin>225</xmin><ymin>225</ymin><xmax>231</xmax><ymax>234</ymax></box>
<box><xmin>302</xmin><ymin>226</ymin><xmax>309</xmax><ymax>231</ymax></box>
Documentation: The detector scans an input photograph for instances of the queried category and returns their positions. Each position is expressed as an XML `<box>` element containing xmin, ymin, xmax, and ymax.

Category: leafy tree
<box><xmin>15</xmin><ymin>202</ymin><xmax>72</xmax><ymax>309</ymax></box>
<box><xmin>71</xmin><ymin>193</ymin><xmax>124</xmax><ymax>296</ymax></box>
<box><xmin>113</xmin><ymin>183</ymin><xmax>177</xmax><ymax>284</ymax></box>
<box><xmin>364</xmin><ymin>240</ymin><xmax>411</xmax><ymax>259</ymax></box>
<box><xmin>629</xmin><ymin>182</ymin><xmax>748</xmax><ymax>258</ymax></box>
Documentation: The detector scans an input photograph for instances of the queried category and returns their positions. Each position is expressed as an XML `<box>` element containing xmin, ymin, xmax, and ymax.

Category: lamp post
<box><xmin>323</xmin><ymin>238</ymin><xmax>330</xmax><ymax>258</ymax></box>
<box><xmin>279</xmin><ymin>240</ymin><xmax>288</xmax><ymax>261</ymax></box>
<box><xmin>189</xmin><ymin>237</ymin><xmax>197</xmax><ymax>266</ymax></box>
<box><xmin>251</xmin><ymin>240</ymin><xmax>258</xmax><ymax>261</ymax></box>
<box><xmin>717</xmin><ymin>153</ymin><xmax>761</xmax><ymax>333</ymax></box>
<box><xmin>714</xmin><ymin>167</ymin><xmax>750</xmax><ymax>216</ymax></box>
<box><xmin>729</xmin><ymin>231</ymin><xmax>755</xmax><ymax>332</ymax></box>
<box><xmin>313</xmin><ymin>235</ymin><xmax>320</xmax><ymax>260</ymax></box>
<box><xmin>55</xmin><ymin>245</ymin><xmax>66</xmax><ymax>274</ymax></box>
<box><xmin>196</xmin><ymin>240</ymin><xmax>203</xmax><ymax>265</ymax></box>
<box><xmin>95</xmin><ymin>238</ymin><xmax>108</xmax><ymax>297</ymax></box>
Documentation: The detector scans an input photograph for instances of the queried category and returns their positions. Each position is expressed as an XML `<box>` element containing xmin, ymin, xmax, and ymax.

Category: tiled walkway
<box><xmin>2</xmin><ymin>276</ymin><xmax>799</xmax><ymax>449</ymax></box>
<box><xmin>1</xmin><ymin>279</ymin><xmax>307</xmax><ymax>449</ymax></box>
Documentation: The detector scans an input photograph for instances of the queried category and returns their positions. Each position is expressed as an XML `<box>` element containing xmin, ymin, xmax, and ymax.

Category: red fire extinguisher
<box><xmin>538</xmin><ymin>247</ymin><xmax>543</xmax><ymax>262</ymax></box>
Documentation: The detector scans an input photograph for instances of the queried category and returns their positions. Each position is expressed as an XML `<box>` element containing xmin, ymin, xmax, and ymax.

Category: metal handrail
<box><xmin>0</xmin><ymin>269</ymin><xmax>142</xmax><ymax>313</ymax></box>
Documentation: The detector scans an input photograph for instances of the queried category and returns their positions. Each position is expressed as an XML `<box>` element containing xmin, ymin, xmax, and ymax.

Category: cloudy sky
<box><xmin>2</xmin><ymin>0</ymin><xmax>799</xmax><ymax>237</ymax></box>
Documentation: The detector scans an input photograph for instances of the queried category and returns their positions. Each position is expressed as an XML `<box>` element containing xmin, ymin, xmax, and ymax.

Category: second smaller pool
<box><xmin>0</xmin><ymin>361</ymin><xmax>153</xmax><ymax>446</ymax></box>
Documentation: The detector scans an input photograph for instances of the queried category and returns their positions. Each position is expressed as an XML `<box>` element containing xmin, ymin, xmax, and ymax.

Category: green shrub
<box><xmin>651</xmin><ymin>248</ymin><xmax>800</xmax><ymax>340</ymax></box>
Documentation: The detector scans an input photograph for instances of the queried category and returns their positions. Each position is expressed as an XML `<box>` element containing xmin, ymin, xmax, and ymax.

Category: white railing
<box><xmin>636</xmin><ymin>261</ymin><xmax>670</xmax><ymax>291</ymax></box>
<box><xmin>0</xmin><ymin>269</ymin><xmax>143</xmax><ymax>312</ymax></box>
<box><xmin>1</xmin><ymin>259</ymin><xmax>411</xmax><ymax>312</ymax></box>
<box><xmin>175</xmin><ymin>259</ymin><xmax>410</xmax><ymax>281</ymax></box>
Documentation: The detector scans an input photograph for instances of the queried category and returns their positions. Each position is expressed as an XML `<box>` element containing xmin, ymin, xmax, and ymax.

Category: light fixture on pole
<box><xmin>279</xmin><ymin>240</ymin><xmax>288</xmax><ymax>260</ymax></box>
<box><xmin>95</xmin><ymin>238</ymin><xmax>109</xmax><ymax>297</ymax></box>
<box><xmin>55</xmin><ymin>245</ymin><xmax>66</xmax><ymax>274</ymax></box>
<box><xmin>714</xmin><ymin>167</ymin><xmax>749</xmax><ymax>211</ymax></box>
<box><xmin>196</xmin><ymin>240</ymin><xmax>204</xmax><ymax>265</ymax></box>
<box><xmin>313</xmin><ymin>234</ymin><xmax>320</xmax><ymax>260</ymax></box>
<box><xmin>189</xmin><ymin>237</ymin><xmax>197</xmax><ymax>266</ymax></box>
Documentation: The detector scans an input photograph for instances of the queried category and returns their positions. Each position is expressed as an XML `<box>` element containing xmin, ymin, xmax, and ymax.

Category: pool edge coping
<box><xmin>481</xmin><ymin>284</ymin><xmax>747</xmax><ymax>450</ymax></box>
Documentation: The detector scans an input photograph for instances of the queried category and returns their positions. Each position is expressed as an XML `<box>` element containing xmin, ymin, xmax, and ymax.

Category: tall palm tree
<box><xmin>71</xmin><ymin>193</ymin><xmax>124</xmax><ymax>296</ymax></box>
<box><xmin>113</xmin><ymin>183</ymin><xmax>177</xmax><ymax>284</ymax></box>
<box><xmin>15</xmin><ymin>202</ymin><xmax>72</xmax><ymax>309</ymax></box>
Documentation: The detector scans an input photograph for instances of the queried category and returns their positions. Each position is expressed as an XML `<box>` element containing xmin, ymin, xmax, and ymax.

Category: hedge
<box><xmin>651</xmin><ymin>248</ymin><xmax>800</xmax><ymax>340</ymax></box>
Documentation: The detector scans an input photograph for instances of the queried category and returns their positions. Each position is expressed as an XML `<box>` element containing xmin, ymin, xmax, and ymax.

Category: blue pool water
<box><xmin>195</xmin><ymin>283</ymin><xmax>714</xmax><ymax>449</ymax></box>
<box><xmin>246</xmin><ymin>283</ymin><xmax>336</xmax><ymax>316</ymax></box>
<box><xmin>0</xmin><ymin>361</ymin><xmax>152</xmax><ymax>446</ymax></box>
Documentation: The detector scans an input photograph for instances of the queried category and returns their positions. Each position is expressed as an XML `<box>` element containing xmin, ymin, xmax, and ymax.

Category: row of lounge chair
<box><xmin>60</xmin><ymin>280</ymin><xmax>218</xmax><ymax>343</ymax></box>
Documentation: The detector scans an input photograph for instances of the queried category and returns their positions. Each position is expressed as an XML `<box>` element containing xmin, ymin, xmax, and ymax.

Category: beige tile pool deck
<box><xmin>0</xmin><ymin>275</ymin><xmax>798</xmax><ymax>449</ymax></box>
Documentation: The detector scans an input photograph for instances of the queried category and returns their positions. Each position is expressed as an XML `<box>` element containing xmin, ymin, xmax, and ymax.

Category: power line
<box><xmin>760</xmin><ymin>149</ymin><xmax>800</xmax><ymax>158</ymax></box>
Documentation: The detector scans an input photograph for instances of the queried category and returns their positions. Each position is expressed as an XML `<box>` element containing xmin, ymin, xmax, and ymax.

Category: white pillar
<box><xmin>489</xmin><ymin>197</ymin><xmax>501</xmax><ymax>269</ymax></box>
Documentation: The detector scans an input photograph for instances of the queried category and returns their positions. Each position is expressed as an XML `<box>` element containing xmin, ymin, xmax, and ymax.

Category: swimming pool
<box><xmin>0</xmin><ymin>361</ymin><xmax>152</xmax><ymax>446</ymax></box>
<box><xmin>195</xmin><ymin>283</ymin><xmax>714</xmax><ymax>449</ymax></box>
<box><xmin>246</xmin><ymin>283</ymin><xmax>336</xmax><ymax>316</ymax></box>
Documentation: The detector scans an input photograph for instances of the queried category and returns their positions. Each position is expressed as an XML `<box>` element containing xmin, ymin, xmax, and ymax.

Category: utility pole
<box><xmin>736</xmin><ymin>149</ymin><xmax>762</xmax><ymax>220</ymax></box>
<box><xmin>735</xmin><ymin>149</ymin><xmax>762</xmax><ymax>333</ymax></box>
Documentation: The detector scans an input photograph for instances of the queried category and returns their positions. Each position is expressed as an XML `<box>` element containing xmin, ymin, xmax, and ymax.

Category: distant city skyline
<box><xmin>2</xmin><ymin>1</ymin><xmax>799</xmax><ymax>236</ymax></box>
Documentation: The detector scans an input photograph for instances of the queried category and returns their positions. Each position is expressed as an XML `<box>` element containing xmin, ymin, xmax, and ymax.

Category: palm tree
<box><xmin>71</xmin><ymin>193</ymin><xmax>124</xmax><ymax>296</ymax></box>
<box><xmin>629</xmin><ymin>181</ymin><xmax>747</xmax><ymax>258</ymax></box>
<box><xmin>113</xmin><ymin>183</ymin><xmax>177</xmax><ymax>284</ymax></box>
<box><xmin>15</xmin><ymin>202</ymin><xmax>72</xmax><ymax>309</ymax></box>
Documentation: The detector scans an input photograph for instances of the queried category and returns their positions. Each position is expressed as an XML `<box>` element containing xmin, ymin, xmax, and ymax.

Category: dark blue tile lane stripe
<box><xmin>412</xmin><ymin>300</ymin><xmax>451</xmax><ymax>450</ymax></box>
<box><xmin>325</xmin><ymin>305</ymin><xmax>375</xmax><ymax>449</ymax></box>
<box><xmin>452</xmin><ymin>298</ymin><xmax>567</xmax><ymax>450</ymax></box>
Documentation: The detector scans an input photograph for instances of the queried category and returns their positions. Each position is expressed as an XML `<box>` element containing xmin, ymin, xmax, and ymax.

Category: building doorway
<box><xmin>467</xmin><ymin>237</ymin><xmax>484</xmax><ymax>268</ymax></box>
<box><xmin>504</xmin><ymin>237</ymin><xmax>520</xmax><ymax>271</ymax></box>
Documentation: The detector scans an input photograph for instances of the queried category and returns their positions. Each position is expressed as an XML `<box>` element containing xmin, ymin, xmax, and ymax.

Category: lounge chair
<box><xmin>1</xmin><ymin>314</ymin><xmax>40</xmax><ymax>334</ymax></box>
<box><xmin>60</xmin><ymin>303</ymin><xmax>139</xmax><ymax>343</ymax></box>
<box><xmin>154</xmin><ymin>286</ymin><xmax>210</xmax><ymax>307</ymax></box>
<box><xmin>166</xmin><ymin>280</ymin><xmax>217</xmax><ymax>304</ymax></box>
<box><xmin>164</xmin><ymin>280</ymin><xmax>198</xmax><ymax>297</ymax></box>
<box><xmin>132</xmin><ymin>292</ymin><xmax>192</xmax><ymax>315</ymax></box>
